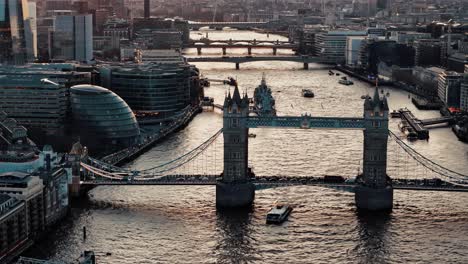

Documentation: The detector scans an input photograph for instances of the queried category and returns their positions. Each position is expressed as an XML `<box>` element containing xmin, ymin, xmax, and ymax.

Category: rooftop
<box><xmin>71</xmin><ymin>85</ymin><xmax>111</xmax><ymax>95</ymax></box>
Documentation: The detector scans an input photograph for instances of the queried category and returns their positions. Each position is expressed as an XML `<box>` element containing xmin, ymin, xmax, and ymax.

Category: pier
<box><xmin>399</xmin><ymin>108</ymin><xmax>429</xmax><ymax>140</ymax></box>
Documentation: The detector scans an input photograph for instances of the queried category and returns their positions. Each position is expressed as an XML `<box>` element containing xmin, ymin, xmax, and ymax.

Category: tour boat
<box><xmin>266</xmin><ymin>204</ymin><xmax>293</xmax><ymax>224</ymax></box>
<box><xmin>248</xmin><ymin>133</ymin><xmax>257</xmax><ymax>138</ymax></box>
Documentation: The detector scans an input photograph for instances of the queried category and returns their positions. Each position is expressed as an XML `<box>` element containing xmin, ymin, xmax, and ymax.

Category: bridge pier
<box><xmin>222</xmin><ymin>47</ymin><xmax>227</xmax><ymax>55</ymax></box>
<box><xmin>248</xmin><ymin>47</ymin><xmax>252</xmax><ymax>55</ymax></box>
<box><xmin>235</xmin><ymin>63</ymin><xmax>240</xmax><ymax>70</ymax></box>
<box><xmin>216</xmin><ymin>182</ymin><xmax>255</xmax><ymax>208</ymax></box>
<box><xmin>355</xmin><ymin>186</ymin><xmax>393</xmax><ymax>211</ymax></box>
<box><xmin>273</xmin><ymin>47</ymin><xmax>277</xmax><ymax>55</ymax></box>
<box><xmin>303</xmin><ymin>63</ymin><xmax>309</xmax><ymax>70</ymax></box>
<box><xmin>197</xmin><ymin>47</ymin><xmax>202</xmax><ymax>55</ymax></box>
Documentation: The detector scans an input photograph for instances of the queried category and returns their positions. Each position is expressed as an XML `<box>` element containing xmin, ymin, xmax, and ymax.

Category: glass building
<box><xmin>49</xmin><ymin>14</ymin><xmax>93</xmax><ymax>63</ymax></box>
<box><xmin>0</xmin><ymin>0</ymin><xmax>30</xmax><ymax>64</ymax></box>
<box><xmin>70</xmin><ymin>85</ymin><xmax>140</xmax><ymax>148</ymax></box>
<box><xmin>101</xmin><ymin>62</ymin><xmax>192</xmax><ymax>121</ymax></box>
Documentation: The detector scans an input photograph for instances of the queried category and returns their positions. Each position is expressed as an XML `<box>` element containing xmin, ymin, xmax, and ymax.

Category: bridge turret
<box><xmin>217</xmin><ymin>84</ymin><xmax>255</xmax><ymax>208</ymax></box>
<box><xmin>356</xmin><ymin>87</ymin><xmax>393</xmax><ymax>211</ymax></box>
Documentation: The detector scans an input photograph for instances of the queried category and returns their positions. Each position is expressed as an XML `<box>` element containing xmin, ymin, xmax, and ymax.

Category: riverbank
<box><xmin>101</xmin><ymin>106</ymin><xmax>202</xmax><ymax>166</ymax></box>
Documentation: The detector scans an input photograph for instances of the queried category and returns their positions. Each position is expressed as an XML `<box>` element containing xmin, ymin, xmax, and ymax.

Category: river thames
<box><xmin>25</xmin><ymin>30</ymin><xmax>468</xmax><ymax>264</ymax></box>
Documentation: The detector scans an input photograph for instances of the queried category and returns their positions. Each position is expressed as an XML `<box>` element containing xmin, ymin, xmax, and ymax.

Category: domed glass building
<box><xmin>70</xmin><ymin>85</ymin><xmax>140</xmax><ymax>148</ymax></box>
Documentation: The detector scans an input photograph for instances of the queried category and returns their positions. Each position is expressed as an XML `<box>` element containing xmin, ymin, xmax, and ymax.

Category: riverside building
<box><xmin>70</xmin><ymin>85</ymin><xmax>141</xmax><ymax>149</ymax></box>
<box><xmin>314</xmin><ymin>30</ymin><xmax>367</xmax><ymax>64</ymax></box>
<box><xmin>99</xmin><ymin>53</ymin><xmax>201</xmax><ymax>123</ymax></box>
<box><xmin>0</xmin><ymin>65</ymin><xmax>91</xmax><ymax>136</ymax></box>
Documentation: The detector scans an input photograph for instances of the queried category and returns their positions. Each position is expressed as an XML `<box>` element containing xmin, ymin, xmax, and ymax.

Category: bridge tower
<box><xmin>355</xmin><ymin>87</ymin><xmax>393</xmax><ymax>211</ymax></box>
<box><xmin>216</xmin><ymin>85</ymin><xmax>255</xmax><ymax>208</ymax></box>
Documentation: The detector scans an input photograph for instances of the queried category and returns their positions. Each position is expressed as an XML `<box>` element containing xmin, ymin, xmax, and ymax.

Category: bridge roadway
<box><xmin>80</xmin><ymin>175</ymin><xmax>468</xmax><ymax>192</ymax></box>
<box><xmin>188</xmin><ymin>39</ymin><xmax>291</xmax><ymax>45</ymax></box>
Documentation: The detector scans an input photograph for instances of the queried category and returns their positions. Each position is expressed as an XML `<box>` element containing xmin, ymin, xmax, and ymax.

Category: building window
<box><xmin>231</xmin><ymin>135</ymin><xmax>240</xmax><ymax>143</ymax></box>
<box><xmin>231</xmin><ymin>118</ymin><xmax>239</xmax><ymax>128</ymax></box>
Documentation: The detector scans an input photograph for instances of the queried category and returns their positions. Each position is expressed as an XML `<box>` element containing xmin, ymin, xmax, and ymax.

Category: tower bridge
<box><xmin>77</xmin><ymin>79</ymin><xmax>468</xmax><ymax>212</ymax></box>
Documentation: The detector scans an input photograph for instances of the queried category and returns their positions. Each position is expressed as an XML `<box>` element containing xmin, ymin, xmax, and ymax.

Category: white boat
<box><xmin>266</xmin><ymin>204</ymin><xmax>293</xmax><ymax>224</ymax></box>
<box><xmin>338</xmin><ymin>79</ymin><xmax>354</xmax><ymax>85</ymax></box>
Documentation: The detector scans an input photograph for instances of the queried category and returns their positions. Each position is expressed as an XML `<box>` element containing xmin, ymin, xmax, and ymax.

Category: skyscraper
<box><xmin>49</xmin><ymin>14</ymin><xmax>93</xmax><ymax>63</ymax></box>
<box><xmin>0</xmin><ymin>0</ymin><xmax>30</xmax><ymax>64</ymax></box>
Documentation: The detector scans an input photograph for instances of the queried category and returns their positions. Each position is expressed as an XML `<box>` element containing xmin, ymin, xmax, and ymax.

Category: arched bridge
<box><xmin>189</xmin><ymin>21</ymin><xmax>270</xmax><ymax>30</ymax></box>
<box><xmin>185</xmin><ymin>56</ymin><xmax>324</xmax><ymax>70</ymax></box>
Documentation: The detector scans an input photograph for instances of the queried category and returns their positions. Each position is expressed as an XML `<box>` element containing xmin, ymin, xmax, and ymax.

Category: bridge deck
<box><xmin>81</xmin><ymin>176</ymin><xmax>468</xmax><ymax>192</ymax></box>
<box><xmin>420</xmin><ymin>116</ymin><xmax>455</xmax><ymax>126</ymax></box>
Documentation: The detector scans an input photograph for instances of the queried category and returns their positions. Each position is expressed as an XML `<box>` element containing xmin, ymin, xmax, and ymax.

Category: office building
<box><xmin>0</xmin><ymin>194</ymin><xmax>28</xmax><ymax>261</ymax></box>
<box><xmin>315</xmin><ymin>31</ymin><xmax>367</xmax><ymax>64</ymax></box>
<box><xmin>49</xmin><ymin>15</ymin><xmax>93</xmax><ymax>63</ymax></box>
<box><xmin>0</xmin><ymin>65</ymin><xmax>91</xmax><ymax>135</ymax></box>
<box><xmin>0</xmin><ymin>0</ymin><xmax>30</xmax><ymax>64</ymax></box>
<box><xmin>438</xmin><ymin>71</ymin><xmax>462</xmax><ymax>108</ymax></box>
<box><xmin>103</xmin><ymin>17</ymin><xmax>130</xmax><ymax>50</ymax></box>
<box><xmin>0</xmin><ymin>172</ymin><xmax>45</xmax><ymax>237</ymax></box>
<box><xmin>346</xmin><ymin>36</ymin><xmax>367</xmax><ymax>67</ymax></box>
<box><xmin>101</xmin><ymin>61</ymin><xmax>193</xmax><ymax>122</ymax></box>
<box><xmin>461</xmin><ymin>74</ymin><xmax>468</xmax><ymax>112</ymax></box>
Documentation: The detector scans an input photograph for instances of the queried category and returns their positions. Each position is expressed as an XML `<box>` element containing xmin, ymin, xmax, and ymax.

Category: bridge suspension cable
<box><xmin>389</xmin><ymin>130</ymin><xmax>468</xmax><ymax>185</ymax></box>
<box><xmin>82</xmin><ymin>129</ymin><xmax>223</xmax><ymax>180</ymax></box>
<box><xmin>137</xmin><ymin>128</ymin><xmax>222</xmax><ymax>174</ymax></box>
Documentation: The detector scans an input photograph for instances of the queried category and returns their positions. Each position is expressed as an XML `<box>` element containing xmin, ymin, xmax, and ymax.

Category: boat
<box><xmin>390</xmin><ymin>110</ymin><xmax>400</xmax><ymax>118</ymax></box>
<box><xmin>338</xmin><ymin>77</ymin><xmax>354</xmax><ymax>85</ymax></box>
<box><xmin>328</xmin><ymin>70</ymin><xmax>334</xmax><ymax>75</ymax></box>
<box><xmin>302</xmin><ymin>89</ymin><xmax>314</xmax><ymax>98</ymax></box>
<box><xmin>398</xmin><ymin>121</ymin><xmax>409</xmax><ymax>132</ymax></box>
<box><xmin>253</xmin><ymin>75</ymin><xmax>277</xmax><ymax>116</ymax></box>
<box><xmin>335</xmin><ymin>73</ymin><xmax>340</xmax><ymax>76</ymax></box>
<box><xmin>248</xmin><ymin>133</ymin><xmax>256</xmax><ymax>138</ymax></box>
<box><xmin>266</xmin><ymin>204</ymin><xmax>293</xmax><ymax>224</ymax></box>
<box><xmin>405</xmin><ymin>127</ymin><xmax>418</xmax><ymax>140</ymax></box>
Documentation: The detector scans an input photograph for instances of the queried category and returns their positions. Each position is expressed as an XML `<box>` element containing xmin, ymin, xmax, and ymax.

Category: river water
<box><xmin>26</xmin><ymin>30</ymin><xmax>468</xmax><ymax>264</ymax></box>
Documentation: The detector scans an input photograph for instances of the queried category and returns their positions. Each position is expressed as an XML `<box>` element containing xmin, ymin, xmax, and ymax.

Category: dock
<box><xmin>399</xmin><ymin>109</ymin><xmax>429</xmax><ymax>140</ymax></box>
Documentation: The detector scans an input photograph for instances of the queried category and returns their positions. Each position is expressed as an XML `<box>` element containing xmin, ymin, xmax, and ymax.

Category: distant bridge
<box><xmin>189</xmin><ymin>21</ymin><xmax>270</xmax><ymax>30</ymax></box>
<box><xmin>187</xmin><ymin>39</ymin><xmax>291</xmax><ymax>46</ymax></box>
<box><xmin>184</xmin><ymin>43</ymin><xmax>298</xmax><ymax>56</ymax></box>
<box><xmin>185</xmin><ymin>55</ymin><xmax>325</xmax><ymax>70</ymax></box>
